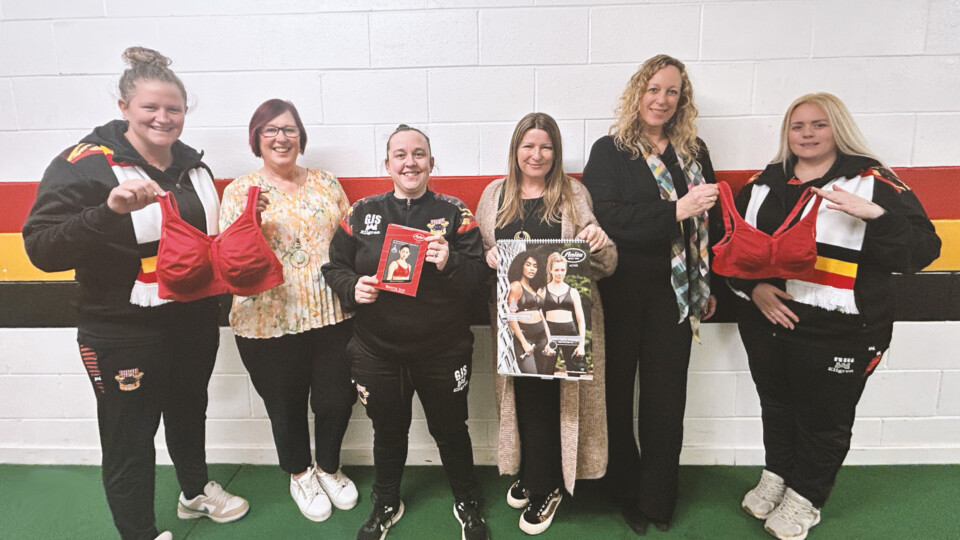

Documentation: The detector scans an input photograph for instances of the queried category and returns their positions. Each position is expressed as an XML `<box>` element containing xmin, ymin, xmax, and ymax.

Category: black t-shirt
<box><xmin>494</xmin><ymin>197</ymin><xmax>562</xmax><ymax>241</ymax></box>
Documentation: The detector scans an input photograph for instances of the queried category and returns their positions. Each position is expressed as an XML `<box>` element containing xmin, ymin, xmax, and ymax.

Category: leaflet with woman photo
<box><xmin>496</xmin><ymin>239</ymin><xmax>593</xmax><ymax>380</ymax></box>
<box><xmin>375</xmin><ymin>223</ymin><xmax>429</xmax><ymax>296</ymax></box>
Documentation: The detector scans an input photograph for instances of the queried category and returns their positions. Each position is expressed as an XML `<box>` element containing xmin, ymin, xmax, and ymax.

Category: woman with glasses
<box><xmin>219</xmin><ymin>99</ymin><xmax>358</xmax><ymax>524</ymax></box>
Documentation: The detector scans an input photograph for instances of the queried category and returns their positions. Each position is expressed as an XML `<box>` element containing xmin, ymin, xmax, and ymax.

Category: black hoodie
<box><xmin>22</xmin><ymin>120</ymin><xmax>218</xmax><ymax>342</ymax></box>
<box><xmin>727</xmin><ymin>154</ymin><xmax>941</xmax><ymax>350</ymax></box>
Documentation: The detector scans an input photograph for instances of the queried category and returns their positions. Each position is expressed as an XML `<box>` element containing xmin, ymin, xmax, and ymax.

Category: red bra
<box><xmin>157</xmin><ymin>185</ymin><xmax>284</xmax><ymax>302</ymax></box>
<box><xmin>712</xmin><ymin>181</ymin><xmax>822</xmax><ymax>280</ymax></box>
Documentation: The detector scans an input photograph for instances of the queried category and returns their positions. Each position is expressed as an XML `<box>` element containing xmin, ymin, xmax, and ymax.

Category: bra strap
<box><xmin>156</xmin><ymin>190</ymin><xmax>181</xmax><ymax>222</ymax></box>
<box><xmin>716</xmin><ymin>181</ymin><xmax>739</xmax><ymax>235</ymax></box>
<box><xmin>772</xmin><ymin>187</ymin><xmax>823</xmax><ymax>236</ymax></box>
<box><xmin>244</xmin><ymin>185</ymin><xmax>263</xmax><ymax>227</ymax></box>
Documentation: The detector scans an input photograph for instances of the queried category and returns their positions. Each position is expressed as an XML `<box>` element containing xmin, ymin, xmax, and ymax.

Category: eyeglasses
<box><xmin>261</xmin><ymin>126</ymin><xmax>300</xmax><ymax>138</ymax></box>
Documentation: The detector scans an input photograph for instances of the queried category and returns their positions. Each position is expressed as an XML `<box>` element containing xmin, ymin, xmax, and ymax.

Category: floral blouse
<box><xmin>219</xmin><ymin>169</ymin><xmax>352</xmax><ymax>338</ymax></box>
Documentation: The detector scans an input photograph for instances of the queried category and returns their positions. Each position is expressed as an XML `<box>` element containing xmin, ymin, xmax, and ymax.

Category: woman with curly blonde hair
<box><xmin>582</xmin><ymin>54</ymin><xmax>719</xmax><ymax>535</ymax></box>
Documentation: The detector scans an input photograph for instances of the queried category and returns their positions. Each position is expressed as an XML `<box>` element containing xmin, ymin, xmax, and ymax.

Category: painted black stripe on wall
<box><xmin>1</xmin><ymin>274</ymin><xmax>958</xmax><ymax>328</ymax></box>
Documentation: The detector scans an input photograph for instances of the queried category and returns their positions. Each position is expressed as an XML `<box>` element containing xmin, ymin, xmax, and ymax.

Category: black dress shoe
<box><xmin>621</xmin><ymin>505</ymin><xmax>649</xmax><ymax>536</ymax></box>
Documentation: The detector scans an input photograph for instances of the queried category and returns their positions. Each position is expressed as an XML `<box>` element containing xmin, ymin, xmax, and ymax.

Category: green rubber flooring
<box><xmin>1</xmin><ymin>464</ymin><xmax>957</xmax><ymax>539</ymax></box>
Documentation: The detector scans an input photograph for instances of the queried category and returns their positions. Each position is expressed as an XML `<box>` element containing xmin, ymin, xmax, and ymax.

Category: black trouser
<box><xmin>513</xmin><ymin>321</ymin><xmax>550</xmax><ymax>375</ymax></box>
<box><xmin>547</xmin><ymin>320</ymin><xmax>584</xmax><ymax>374</ymax></box>
<box><xmin>600</xmin><ymin>274</ymin><xmax>692</xmax><ymax>523</ymax></box>
<box><xmin>739</xmin><ymin>324</ymin><xmax>882</xmax><ymax>508</ymax></box>
<box><xmin>78</xmin><ymin>316</ymin><xmax>218</xmax><ymax>540</ymax></box>
<box><xmin>236</xmin><ymin>319</ymin><xmax>356</xmax><ymax>475</ymax></box>
<box><xmin>348</xmin><ymin>334</ymin><xmax>480</xmax><ymax>506</ymax></box>
<box><xmin>514</xmin><ymin>377</ymin><xmax>563</xmax><ymax>497</ymax></box>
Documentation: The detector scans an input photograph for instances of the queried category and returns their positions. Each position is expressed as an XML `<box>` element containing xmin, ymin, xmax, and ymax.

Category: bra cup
<box><xmin>217</xmin><ymin>227</ymin><xmax>276</xmax><ymax>287</ymax></box>
<box><xmin>157</xmin><ymin>215</ymin><xmax>216</xmax><ymax>293</ymax></box>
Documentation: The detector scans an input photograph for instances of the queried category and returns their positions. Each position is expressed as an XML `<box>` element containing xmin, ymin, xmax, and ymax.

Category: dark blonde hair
<box><xmin>773</xmin><ymin>92</ymin><xmax>884</xmax><ymax>169</ymax></box>
<box><xmin>610</xmin><ymin>54</ymin><xmax>699</xmax><ymax>164</ymax></box>
<box><xmin>495</xmin><ymin>112</ymin><xmax>579</xmax><ymax>229</ymax></box>
<box><xmin>118</xmin><ymin>46</ymin><xmax>187</xmax><ymax>106</ymax></box>
<box><xmin>386</xmin><ymin>124</ymin><xmax>432</xmax><ymax>155</ymax></box>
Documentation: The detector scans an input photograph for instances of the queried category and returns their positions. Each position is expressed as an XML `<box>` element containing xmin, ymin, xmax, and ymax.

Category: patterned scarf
<box><xmin>644</xmin><ymin>149</ymin><xmax>710</xmax><ymax>338</ymax></box>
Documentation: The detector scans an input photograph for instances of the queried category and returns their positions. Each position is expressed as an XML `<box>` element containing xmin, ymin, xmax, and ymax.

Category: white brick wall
<box><xmin>1</xmin><ymin>1</ymin><xmax>958</xmax><ymax>179</ymax></box>
<box><xmin>1</xmin><ymin>323</ymin><xmax>958</xmax><ymax>466</ymax></box>
<box><xmin>0</xmin><ymin>2</ymin><xmax>958</xmax><ymax>465</ymax></box>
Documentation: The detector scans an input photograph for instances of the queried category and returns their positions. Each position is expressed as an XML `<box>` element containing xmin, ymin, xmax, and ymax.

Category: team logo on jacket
<box><xmin>453</xmin><ymin>365</ymin><xmax>468</xmax><ymax>393</ymax></box>
<box><xmin>356</xmin><ymin>383</ymin><xmax>370</xmax><ymax>405</ymax></box>
<box><xmin>361</xmin><ymin>214</ymin><xmax>382</xmax><ymax>235</ymax></box>
<box><xmin>115</xmin><ymin>368</ymin><xmax>144</xmax><ymax>391</ymax></box>
<box><xmin>828</xmin><ymin>357</ymin><xmax>854</xmax><ymax>375</ymax></box>
<box><xmin>428</xmin><ymin>218</ymin><xmax>448</xmax><ymax>236</ymax></box>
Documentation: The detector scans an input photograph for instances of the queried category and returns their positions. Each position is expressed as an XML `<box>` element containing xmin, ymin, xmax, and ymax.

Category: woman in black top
<box><xmin>582</xmin><ymin>54</ymin><xmax>718</xmax><ymax>534</ymax></box>
<box><xmin>506</xmin><ymin>251</ymin><xmax>551</xmax><ymax>374</ymax></box>
<box><xmin>22</xmin><ymin>47</ymin><xmax>248</xmax><ymax>540</ymax></box>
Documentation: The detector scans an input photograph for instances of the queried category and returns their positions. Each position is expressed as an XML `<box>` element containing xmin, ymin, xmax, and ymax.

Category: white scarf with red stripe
<box><xmin>744</xmin><ymin>174</ymin><xmax>873</xmax><ymax>314</ymax></box>
<box><xmin>110</xmin><ymin>163</ymin><xmax>220</xmax><ymax>307</ymax></box>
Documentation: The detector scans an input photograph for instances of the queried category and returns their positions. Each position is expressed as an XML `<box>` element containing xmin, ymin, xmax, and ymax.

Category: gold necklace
<box><xmin>279</xmin><ymin>168</ymin><xmax>311</xmax><ymax>269</ymax></box>
<box><xmin>514</xmin><ymin>197</ymin><xmax>542</xmax><ymax>241</ymax></box>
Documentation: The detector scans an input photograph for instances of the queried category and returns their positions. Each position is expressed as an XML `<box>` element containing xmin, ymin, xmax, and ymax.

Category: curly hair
<box><xmin>610</xmin><ymin>54</ymin><xmax>700</xmax><ymax>164</ymax></box>
<box><xmin>507</xmin><ymin>251</ymin><xmax>546</xmax><ymax>291</ymax></box>
<box><xmin>495</xmin><ymin>112</ymin><xmax>579</xmax><ymax>229</ymax></box>
<box><xmin>772</xmin><ymin>92</ymin><xmax>885</xmax><ymax>169</ymax></box>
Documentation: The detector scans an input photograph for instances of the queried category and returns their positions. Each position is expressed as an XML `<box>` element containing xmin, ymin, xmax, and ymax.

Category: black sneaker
<box><xmin>454</xmin><ymin>499</ymin><xmax>490</xmax><ymax>540</ymax></box>
<box><xmin>520</xmin><ymin>488</ymin><xmax>562</xmax><ymax>535</ymax></box>
<box><xmin>507</xmin><ymin>479</ymin><xmax>530</xmax><ymax>509</ymax></box>
<box><xmin>356</xmin><ymin>494</ymin><xmax>404</xmax><ymax>540</ymax></box>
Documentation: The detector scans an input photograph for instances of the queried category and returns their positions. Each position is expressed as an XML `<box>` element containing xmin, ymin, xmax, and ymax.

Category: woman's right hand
<box><xmin>354</xmin><ymin>275</ymin><xmax>380</xmax><ymax>304</ymax></box>
<box><xmin>751</xmin><ymin>282</ymin><xmax>799</xmax><ymax>329</ymax></box>
<box><xmin>107</xmin><ymin>179</ymin><xmax>165</xmax><ymax>214</ymax></box>
<box><xmin>485</xmin><ymin>246</ymin><xmax>499</xmax><ymax>269</ymax></box>
<box><xmin>521</xmin><ymin>340</ymin><xmax>534</xmax><ymax>356</ymax></box>
<box><xmin>676</xmin><ymin>183</ymin><xmax>719</xmax><ymax>221</ymax></box>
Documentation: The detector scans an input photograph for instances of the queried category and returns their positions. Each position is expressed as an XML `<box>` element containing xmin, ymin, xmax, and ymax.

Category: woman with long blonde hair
<box><xmin>582</xmin><ymin>54</ymin><xmax>719</xmax><ymax>534</ymax></box>
<box><xmin>476</xmin><ymin>112</ymin><xmax>616</xmax><ymax>534</ymax></box>
<box><xmin>731</xmin><ymin>93</ymin><xmax>940</xmax><ymax>540</ymax></box>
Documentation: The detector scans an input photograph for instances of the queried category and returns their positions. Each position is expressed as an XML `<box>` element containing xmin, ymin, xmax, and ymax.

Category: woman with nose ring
<box><xmin>582</xmin><ymin>54</ymin><xmax>719</xmax><ymax>534</ymax></box>
<box><xmin>220</xmin><ymin>99</ymin><xmax>358</xmax><ymax>524</ymax></box>
<box><xmin>323</xmin><ymin>125</ymin><xmax>490</xmax><ymax>540</ymax></box>
<box><xmin>505</xmin><ymin>251</ymin><xmax>551</xmax><ymax>374</ymax></box>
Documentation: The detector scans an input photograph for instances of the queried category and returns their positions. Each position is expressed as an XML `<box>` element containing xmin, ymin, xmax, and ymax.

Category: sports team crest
<box><xmin>428</xmin><ymin>218</ymin><xmax>449</xmax><ymax>236</ymax></box>
<box><xmin>115</xmin><ymin>368</ymin><xmax>144</xmax><ymax>391</ymax></box>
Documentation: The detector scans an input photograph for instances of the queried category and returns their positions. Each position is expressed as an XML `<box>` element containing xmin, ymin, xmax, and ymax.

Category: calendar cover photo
<box><xmin>374</xmin><ymin>224</ymin><xmax>429</xmax><ymax>297</ymax></box>
<box><xmin>496</xmin><ymin>239</ymin><xmax>593</xmax><ymax>380</ymax></box>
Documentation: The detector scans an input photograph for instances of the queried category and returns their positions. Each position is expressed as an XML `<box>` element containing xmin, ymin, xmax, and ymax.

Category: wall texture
<box><xmin>1</xmin><ymin>1</ymin><xmax>958</xmax><ymax>466</ymax></box>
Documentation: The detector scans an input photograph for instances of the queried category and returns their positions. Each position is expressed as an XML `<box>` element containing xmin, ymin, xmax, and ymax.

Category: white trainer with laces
<box><xmin>743</xmin><ymin>469</ymin><xmax>786</xmax><ymax>519</ymax></box>
<box><xmin>764</xmin><ymin>488</ymin><xmax>821</xmax><ymax>540</ymax></box>
<box><xmin>155</xmin><ymin>532</ymin><xmax>173</xmax><ymax>540</ymax></box>
<box><xmin>290</xmin><ymin>469</ymin><xmax>333</xmax><ymax>522</ymax></box>
<box><xmin>177</xmin><ymin>480</ymin><xmax>249</xmax><ymax>523</ymax></box>
<box><xmin>316</xmin><ymin>467</ymin><xmax>359</xmax><ymax>510</ymax></box>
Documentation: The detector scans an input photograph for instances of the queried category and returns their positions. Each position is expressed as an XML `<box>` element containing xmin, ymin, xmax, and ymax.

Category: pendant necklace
<box><xmin>514</xmin><ymin>197</ymin><xmax>542</xmax><ymax>241</ymax></box>
<box><xmin>285</xmin><ymin>169</ymin><xmax>311</xmax><ymax>269</ymax></box>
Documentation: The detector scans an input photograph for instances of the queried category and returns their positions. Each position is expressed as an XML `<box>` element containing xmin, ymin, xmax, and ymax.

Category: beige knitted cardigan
<box><xmin>475</xmin><ymin>177</ymin><xmax>617</xmax><ymax>495</ymax></box>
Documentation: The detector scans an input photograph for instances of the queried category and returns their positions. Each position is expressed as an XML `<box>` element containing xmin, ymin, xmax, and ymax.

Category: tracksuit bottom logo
<box><xmin>828</xmin><ymin>357</ymin><xmax>855</xmax><ymax>374</ymax></box>
<box><xmin>453</xmin><ymin>365</ymin><xmax>468</xmax><ymax>393</ymax></box>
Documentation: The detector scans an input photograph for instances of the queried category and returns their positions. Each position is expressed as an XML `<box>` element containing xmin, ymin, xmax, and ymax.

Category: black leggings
<box><xmin>546</xmin><ymin>319</ymin><xmax>584</xmax><ymax>373</ymax></box>
<box><xmin>513</xmin><ymin>320</ymin><xmax>550</xmax><ymax>375</ymax></box>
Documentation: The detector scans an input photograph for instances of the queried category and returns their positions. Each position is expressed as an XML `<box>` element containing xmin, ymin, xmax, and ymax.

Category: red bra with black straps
<box><xmin>712</xmin><ymin>181</ymin><xmax>823</xmax><ymax>280</ymax></box>
<box><xmin>157</xmin><ymin>185</ymin><xmax>284</xmax><ymax>302</ymax></box>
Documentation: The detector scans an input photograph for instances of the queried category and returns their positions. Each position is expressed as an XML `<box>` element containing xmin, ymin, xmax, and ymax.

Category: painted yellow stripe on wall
<box><xmin>814</xmin><ymin>256</ymin><xmax>858</xmax><ymax>278</ymax></box>
<box><xmin>926</xmin><ymin>220</ymin><xmax>960</xmax><ymax>271</ymax></box>
<box><xmin>0</xmin><ymin>233</ymin><xmax>74</xmax><ymax>281</ymax></box>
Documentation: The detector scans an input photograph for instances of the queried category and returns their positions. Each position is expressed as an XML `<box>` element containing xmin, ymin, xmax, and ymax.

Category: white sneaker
<box><xmin>290</xmin><ymin>469</ymin><xmax>332</xmax><ymax>522</ymax></box>
<box><xmin>743</xmin><ymin>469</ymin><xmax>786</xmax><ymax>519</ymax></box>
<box><xmin>316</xmin><ymin>466</ymin><xmax>359</xmax><ymax>510</ymax></box>
<box><xmin>764</xmin><ymin>488</ymin><xmax>821</xmax><ymax>540</ymax></box>
<box><xmin>177</xmin><ymin>481</ymin><xmax>249</xmax><ymax>523</ymax></box>
<box><xmin>155</xmin><ymin>532</ymin><xmax>173</xmax><ymax>540</ymax></box>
